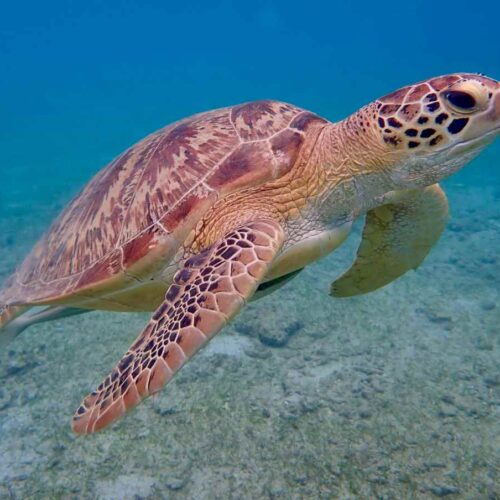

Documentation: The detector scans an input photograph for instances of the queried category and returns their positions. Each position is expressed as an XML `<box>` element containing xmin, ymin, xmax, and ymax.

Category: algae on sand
<box><xmin>0</xmin><ymin>184</ymin><xmax>498</xmax><ymax>499</ymax></box>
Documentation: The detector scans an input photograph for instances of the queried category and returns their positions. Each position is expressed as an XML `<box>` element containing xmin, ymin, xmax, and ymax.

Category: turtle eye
<box><xmin>445</xmin><ymin>90</ymin><xmax>476</xmax><ymax>112</ymax></box>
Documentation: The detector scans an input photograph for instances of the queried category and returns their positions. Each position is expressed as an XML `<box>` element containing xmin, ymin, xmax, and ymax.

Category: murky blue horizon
<box><xmin>1</xmin><ymin>1</ymin><xmax>499</xmax><ymax>207</ymax></box>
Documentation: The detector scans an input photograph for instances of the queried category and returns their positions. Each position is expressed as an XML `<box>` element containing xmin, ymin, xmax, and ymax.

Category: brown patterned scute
<box><xmin>206</xmin><ymin>142</ymin><xmax>275</xmax><ymax>190</ymax></box>
<box><xmin>119</xmin><ymin>110</ymin><xmax>240</xmax><ymax>243</ymax></box>
<box><xmin>230</xmin><ymin>100</ymin><xmax>299</xmax><ymax>141</ymax></box>
<box><xmin>380</xmin><ymin>104</ymin><xmax>400</xmax><ymax>116</ymax></box>
<box><xmin>0</xmin><ymin>275</ymin><xmax>17</xmax><ymax>306</ymax></box>
<box><xmin>16</xmin><ymin>246</ymin><xmax>43</xmax><ymax>286</ymax></box>
<box><xmin>3</xmin><ymin>99</ymin><xmax>315</xmax><ymax>303</ymax></box>
<box><xmin>290</xmin><ymin>112</ymin><xmax>328</xmax><ymax>131</ymax></box>
<box><xmin>76</xmin><ymin>250</ymin><xmax>123</xmax><ymax>289</ymax></box>
<box><xmin>406</xmin><ymin>83</ymin><xmax>432</xmax><ymax>102</ymax></box>
<box><xmin>398</xmin><ymin>103</ymin><xmax>422</xmax><ymax>122</ymax></box>
<box><xmin>379</xmin><ymin>86</ymin><xmax>412</xmax><ymax>104</ymax></box>
<box><xmin>17</xmin><ymin>131</ymin><xmax>165</xmax><ymax>286</ymax></box>
<box><xmin>121</xmin><ymin>227</ymin><xmax>158</xmax><ymax>268</ymax></box>
<box><xmin>429</xmin><ymin>75</ymin><xmax>462</xmax><ymax>91</ymax></box>
<box><xmin>270</xmin><ymin>129</ymin><xmax>304</xmax><ymax>177</ymax></box>
<box><xmin>159</xmin><ymin>191</ymin><xmax>210</xmax><ymax>233</ymax></box>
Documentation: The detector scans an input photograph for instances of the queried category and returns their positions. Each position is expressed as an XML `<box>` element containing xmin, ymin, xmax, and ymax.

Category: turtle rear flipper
<box><xmin>0</xmin><ymin>305</ymin><xmax>30</xmax><ymax>348</ymax></box>
<box><xmin>72</xmin><ymin>219</ymin><xmax>284</xmax><ymax>434</ymax></box>
<box><xmin>0</xmin><ymin>305</ymin><xmax>89</xmax><ymax>349</ymax></box>
<box><xmin>331</xmin><ymin>184</ymin><xmax>448</xmax><ymax>297</ymax></box>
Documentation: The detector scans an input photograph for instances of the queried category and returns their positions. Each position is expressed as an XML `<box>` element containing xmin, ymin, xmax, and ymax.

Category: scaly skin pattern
<box><xmin>72</xmin><ymin>220</ymin><xmax>283</xmax><ymax>434</ymax></box>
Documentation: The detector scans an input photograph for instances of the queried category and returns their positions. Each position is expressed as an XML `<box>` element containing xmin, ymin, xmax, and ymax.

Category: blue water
<box><xmin>1</xmin><ymin>0</ymin><xmax>499</xmax><ymax>204</ymax></box>
<box><xmin>0</xmin><ymin>1</ymin><xmax>499</xmax><ymax>498</ymax></box>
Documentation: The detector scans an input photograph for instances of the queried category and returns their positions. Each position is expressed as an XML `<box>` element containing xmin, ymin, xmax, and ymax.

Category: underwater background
<box><xmin>0</xmin><ymin>0</ymin><xmax>498</xmax><ymax>498</ymax></box>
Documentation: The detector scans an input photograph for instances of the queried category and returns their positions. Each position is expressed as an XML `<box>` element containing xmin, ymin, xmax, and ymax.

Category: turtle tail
<box><xmin>0</xmin><ymin>304</ymin><xmax>29</xmax><ymax>348</ymax></box>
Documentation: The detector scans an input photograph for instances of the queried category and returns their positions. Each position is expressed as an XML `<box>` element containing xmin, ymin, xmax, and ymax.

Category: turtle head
<box><xmin>371</xmin><ymin>73</ymin><xmax>499</xmax><ymax>187</ymax></box>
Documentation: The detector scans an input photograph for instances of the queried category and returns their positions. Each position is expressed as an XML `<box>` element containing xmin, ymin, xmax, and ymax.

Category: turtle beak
<box><xmin>489</xmin><ymin>86</ymin><xmax>500</xmax><ymax>128</ymax></box>
<box><xmin>458</xmin><ymin>80</ymin><xmax>500</xmax><ymax>146</ymax></box>
<box><xmin>480</xmin><ymin>80</ymin><xmax>500</xmax><ymax>134</ymax></box>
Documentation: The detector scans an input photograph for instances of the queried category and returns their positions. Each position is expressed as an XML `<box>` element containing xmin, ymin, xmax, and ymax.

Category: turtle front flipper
<box><xmin>331</xmin><ymin>184</ymin><xmax>448</xmax><ymax>298</ymax></box>
<box><xmin>72</xmin><ymin>220</ymin><xmax>284</xmax><ymax>434</ymax></box>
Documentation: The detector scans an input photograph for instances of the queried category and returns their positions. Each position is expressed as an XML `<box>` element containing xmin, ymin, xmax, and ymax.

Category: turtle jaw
<box><xmin>448</xmin><ymin>125</ymin><xmax>500</xmax><ymax>155</ymax></box>
<box><xmin>447</xmin><ymin>88</ymin><xmax>500</xmax><ymax>146</ymax></box>
<box><xmin>390</xmin><ymin>126</ymin><xmax>498</xmax><ymax>188</ymax></box>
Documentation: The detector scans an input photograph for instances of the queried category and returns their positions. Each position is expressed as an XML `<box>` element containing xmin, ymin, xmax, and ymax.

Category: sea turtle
<box><xmin>1</xmin><ymin>73</ymin><xmax>498</xmax><ymax>434</ymax></box>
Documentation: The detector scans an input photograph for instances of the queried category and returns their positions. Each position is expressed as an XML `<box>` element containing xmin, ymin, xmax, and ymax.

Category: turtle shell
<box><xmin>1</xmin><ymin>100</ymin><xmax>328</xmax><ymax>306</ymax></box>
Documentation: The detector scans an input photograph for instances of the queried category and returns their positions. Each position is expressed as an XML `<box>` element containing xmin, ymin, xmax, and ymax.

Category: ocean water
<box><xmin>0</xmin><ymin>1</ymin><xmax>499</xmax><ymax>498</ymax></box>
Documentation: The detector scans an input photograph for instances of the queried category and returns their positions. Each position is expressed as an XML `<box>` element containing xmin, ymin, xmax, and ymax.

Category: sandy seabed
<box><xmin>0</xmin><ymin>182</ymin><xmax>498</xmax><ymax>499</ymax></box>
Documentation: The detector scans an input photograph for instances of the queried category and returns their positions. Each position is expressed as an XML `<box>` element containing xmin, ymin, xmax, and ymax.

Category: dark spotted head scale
<box><xmin>374</xmin><ymin>73</ymin><xmax>499</xmax><ymax>154</ymax></box>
